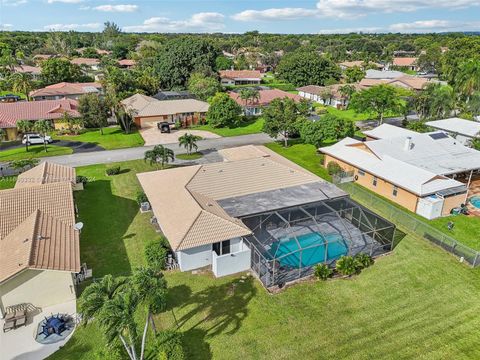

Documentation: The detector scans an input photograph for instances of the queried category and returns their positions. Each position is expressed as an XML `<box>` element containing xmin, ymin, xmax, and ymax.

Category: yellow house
<box><xmin>320</xmin><ymin>127</ymin><xmax>480</xmax><ymax>219</ymax></box>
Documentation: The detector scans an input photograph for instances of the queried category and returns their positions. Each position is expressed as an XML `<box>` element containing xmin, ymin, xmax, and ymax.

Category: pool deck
<box><xmin>467</xmin><ymin>178</ymin><xmax>480</xmax><ymax>216</ymax></box>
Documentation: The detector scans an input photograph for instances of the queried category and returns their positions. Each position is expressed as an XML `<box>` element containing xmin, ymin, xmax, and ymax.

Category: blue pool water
<box><xmin>269</xmin><ymin>232</ymin><xmax>348</xmax><ymax>268</ymax></box>
<box><xmin>470</xmin><ymin>196</ymin><xmax>480</xmax><ymax>209</ymax></box>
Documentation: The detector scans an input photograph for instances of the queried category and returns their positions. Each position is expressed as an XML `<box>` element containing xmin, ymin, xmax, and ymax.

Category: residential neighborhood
<box><xmin>1</xmin><ymin>3</ymin><xmax>480</xmax><ymax>360</ymax></box>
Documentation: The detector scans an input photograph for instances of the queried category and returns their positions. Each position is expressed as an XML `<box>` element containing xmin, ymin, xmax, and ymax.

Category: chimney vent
<box><xmin>404</xmin><ymin>137</ymin><xmax>412</xmax><ymax>151</ymax></box>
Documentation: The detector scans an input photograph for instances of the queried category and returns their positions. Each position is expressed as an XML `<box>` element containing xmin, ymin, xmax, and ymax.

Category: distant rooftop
<box><xmin>426</xmin><ymin>118</ymin><xmax>480</xmax><ymax>138</ymax></box>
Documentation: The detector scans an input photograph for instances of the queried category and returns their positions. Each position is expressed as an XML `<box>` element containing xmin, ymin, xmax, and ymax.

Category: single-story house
<box><xmin>339</xmin><ymin>61</ymin><xmax>383</xmax><ymax>71</ymax></box>
<box><xmin>359</xmin><ymin>76</ymin><xmax>430</xmax><ymax>91</ymax></box>
<box><xmin>297</xmin><ymin>83</ymin><xmax>364</xmax><ymax>108</ymax></box>
<box><xmin>228</xmin><ymin>89</ymin><xmax>301</xmax><ymax>116</ymax></box>
<box><xmin>320</xmin><ymin>124</ymin><xmax>480</xmax><ymax>219</ymax></box>
<box><xmin>121</xmin><ymin>93</ymin><xmax>209</xmax><ymax>128</ymax></box>
<box><xmin>426</xmin><ymin>118</ymin><xmax>480</xmax><ymax>146</ymax></box>
<box><xmin>138</xmin><ymin>145</ymin><xmax>397</xmax><ymax>288</ymax></box>
<box><xmin>0</xmin><ymin>162</ymin><xmax>80</xmax><ymax>317</ymax></box>
<box><xmin>13</xmin><ymin>65</ymin><xmax>41</xmax><ymax>80</ymax></box>
<box><xmin>219</xmin><ymin>70</ymin><xmax>262</xmax><ymax>86</ymax></box>
<box><xmin>392</xmin><ymin>57</ymin><xmax>419</xmax><ymax>71</ymax></box>
<box><xmin>29</xmin><ymin>82</ymin><xmax>103</xmax><ymax>101</ymax></box>
<box><xmin>0</xmin><ymin>99</ymin><xmax>80</xmax><ymax>140</ymax></box>
<box><xmin>118</xmin><ymin>59</ymin><xmax>136</xmax><ymax>69</ymax></box>
<box><xmin>365</xmin><ymin>69</ymin><xmax>405</xmax><ymax>80</ymax></box>
<box><xmin>153</xmin><ymin>90</ymin><xmax>193</xmax><ymax>101</ymax></box>
<box><xmin>70</xmin><ymin>58</ymin><xmax>100</xmax><ymax>71</ymax></box>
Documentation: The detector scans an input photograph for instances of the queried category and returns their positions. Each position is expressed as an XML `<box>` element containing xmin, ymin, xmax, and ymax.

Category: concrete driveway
<box><xmin>139</xmin><ymin>126</ymin><xmax>220</xmax><ymax>146</ymax></box>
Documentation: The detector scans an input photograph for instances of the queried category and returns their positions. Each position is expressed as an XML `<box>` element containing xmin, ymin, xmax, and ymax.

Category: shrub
<box><xmin>105</xmin><ymin>166</ymin><xmax>121</xmax><ymax>176</ymax></box>
<box><xmin>144</xmin><ymin>239</ymin><xmax>168</xmax><ymax>271</ymax></box>
<box><xmin>335</xmin><ymin>255</ymin><xmax>357</xmax><ymax>276</ymax></box>
<box><xmin>354</xmin><ymin>253</ymin><xmax>374</xmax><ymax>270</ymax></box>
<box><xmin>76</xmin><ymin>175</ymin><xmax>88</xmax><ymax>186</ymax></box>
<box><xmin>314</xmin><ymin>263</ymin><xmax>333</xmax><ymax>280</ymax></box>
<box><xmin>327</xmin><ymin>161</ymin><xmax>342</xmax><ymax>176</ymax></box>
<box><xmin>136</xmin><ymin>191</ymin><xmax>148</xmax><ymax>205</ymax></box>
<box><xmin>153</xmin><ymin>330</ymin><xmax>185</xmax><ymax>360</ymax></box>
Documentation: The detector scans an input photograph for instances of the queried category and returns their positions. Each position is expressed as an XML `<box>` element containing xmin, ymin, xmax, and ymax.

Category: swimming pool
<box><xmin>269</xmin><ymin>232</ymin><xmax>348</xmax><ymax>268</ymax></box>
<box><xmin>470</xmin><ymin>196</ymin><xmax>480</xmax><ymax>209</ymax></box>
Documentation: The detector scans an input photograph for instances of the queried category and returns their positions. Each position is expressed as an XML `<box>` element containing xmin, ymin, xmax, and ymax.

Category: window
<box><xmin>213</xmin><ymin>240</ymin><xmax>231</xmax><ymax>256</ymax></box>
<box><xmin>372</xmin><ymin>176</ymin><xmax>378</xmax><ymax>187</ymax></box>
<box><xmin>392</xmin><ymin>186</ymin><xmax>398</xmax><ymax>197</ymax></box>
<box><xmin>358</xmin><ymin>170</ymin><xmax>365</xmax><ymax>176</ymax></box>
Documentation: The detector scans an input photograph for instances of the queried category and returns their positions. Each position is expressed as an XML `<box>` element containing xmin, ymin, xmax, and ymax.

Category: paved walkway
<box><xmin>45</xmin><ymin>133</ymin><xmax>272</xmax><ymax>167</ymax></box>
<box><xmin>139</xmin><ymin>128</ymin><xmax>220</xmax><ymax>146</ymax></box>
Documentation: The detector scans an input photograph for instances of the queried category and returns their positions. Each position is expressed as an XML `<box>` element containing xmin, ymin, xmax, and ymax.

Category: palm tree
<box><xmin>33</xmin><ymin>120</ymin><xmax>53</xmax><ymax>152</ymax></box>
<box><xmin>144</xmin><ymin>145</ymin><xmax>174</xmax><ymax>169</ymax></box>
<box><xmin>456</xmin><ymin>60</ymin><xmax>480</xmax><ymax>99</ymax></box>
<box><xmin>178</xmin><ymin>133</ymin><xmax>201</xmax><ymax>155</ymax></box>
<box><xmin>11</xmin><ymin>72</ymin><xmax>33</xmax><ymax>100</ymax></box>
<box><xmin>239</xmin><ymin>88</ymin><xmax>252</xmax><ymax>106</ymax></box>
<box><xmin>339</xmin><ymin>85</ymin><xmax>356</xmax><ymax>106</ymax></box>
<box><xmin>0</xmin><ymin>128</ymin><xmax>5</xmax><ymax>143</ymax></box>
<box><xmin>131</xmin><ymin>267</ymin><xmax>168</xmax><ymax>359</ymax></box>
<box><xmin>16</xmin><ymin>120</ymin><xmax>32</xmax><ymax>152</ymax></box>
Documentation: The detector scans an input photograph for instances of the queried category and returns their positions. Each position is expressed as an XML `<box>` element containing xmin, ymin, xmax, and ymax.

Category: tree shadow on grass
<box><xmin>176</xmin><ymin>276</ymin><xmax>257</xmax><ymax>338</ymax></box>
<box><xmin>75</xmin><ymin>179</ymin><xmax>140</xmax><ymax>277</ymax></box>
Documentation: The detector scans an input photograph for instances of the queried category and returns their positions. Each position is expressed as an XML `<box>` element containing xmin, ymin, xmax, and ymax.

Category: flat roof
<box><xmin>218</xmin><ymin>181</ymin><xmax>346</xmax><ymax>218</ymax></box>
<box><xmin>426</xmin><ymin>118</ymin><xmax>480</xmax><ymax>138</ymax></box>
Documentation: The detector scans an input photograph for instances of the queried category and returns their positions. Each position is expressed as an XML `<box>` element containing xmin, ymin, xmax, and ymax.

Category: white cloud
<box><xmin>389</xmin><ymin>19</ymin><xmax>480</xmax><ymax>32</ymax></box>
<box><xmin>47</xmin><ymin>0</ymin><xmax>83</xmax><ymax>3</ymax></box>
<box><xmin>124</xmin><ymin>12</ymin><xmax>225</xmax><ymax>33</ymax></box>
<box><xmin>2</xmin><ymin>0</ymin><xmax>27</xmax><ymax>6</ymax></box>
<box><xmin>232</xmin><ymin>8</ymin><xmax>319</xmax><ymax>21</ymax></box>
<box><xmin>93</xmin><ymin>4</ymin><xmax>138</xmax><ymax>12</ymax></box>
<box><xmin>231</xmin><ymin>0</ymin><xmax>480</xmax><ymax>22</ymax></box>
<box><xmin>0</xmin><ymin>23</ymin><xmax>13</xmax><ymax>29</ymax></box>
<box><xmin>318</xmin><ymin>27</ymin><xmax>382</xmax><ymax>34</ymax></box>
<box><xmin>43</xmin><ymin>22</ymin><xmax>101</xmax><ymax>31</ymax></box>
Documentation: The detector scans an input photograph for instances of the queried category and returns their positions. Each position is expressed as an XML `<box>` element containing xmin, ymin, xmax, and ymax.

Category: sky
<box><xmin>1</xmin><ymin>0</ymin><xmax>480</xmax><ymax>34</ymax></box>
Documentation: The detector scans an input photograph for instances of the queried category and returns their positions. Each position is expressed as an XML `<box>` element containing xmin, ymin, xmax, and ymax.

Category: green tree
<box><xmin>32</xmin><ymin>120</ymin><xmax>53</xmax><ymax>152</ymax></box>
<box><xmin>40</xmin><ymin>58</ymin><xmax>84</xmax><ymax>85</ymax></box>
<box><xmin>144</xmin><ymin>145</ymin><xmax>175</xmax><ymax>169</ymax></box>
<box><xmin>344</xmin><ymin>66</ymin><xmax>365</xmax><ymax>83</ymax></box>
<box><xmin>215</xmin><ymin>55</ymin><xmax>234</xmax><ymax>70</ymax></box>
<box><xmin>144</xmin><ymin>239</ymin><xmax>168</xmax><ymax>273</ymax></box>
<box><xmin>298</xmin><ymin>120</ymin><xmax>325</xmax><ymax>147</ymax></box>
<box><xmin>187</xmin><ymin>73</ymin><xmax>221</xmax><ymax>101</ymax></box>
<box><xmin>262</xmin><ymin>98</ymin><xmax>301</xmax><ymax>147</ymax></box>
<box><xmin>152</xmin><ymin>330</ymin><xmax>185</xmax><ymax>360</ymax></box>
<box><xmin>78</xmin><ymin>93</ymin><xmax>110</xmax><ymax>134</ymax></box>
<box><xmin>339</xmin><ymin>84</ymin><xmax>357</xmax><ymax>104</ymax></box>
<box><xmin>178</xmin><ymin>133</ymin><xmax>201</xmax><ymax>155</ymax></box>
<box><xmin>238</xmin><ymin>88</ymin><xmax>260</xmax><ymax>108</ymax></box>
<box><xmin>276</xmin><ymin>51</ymin><xmax>341</xmax><ymax>87</ymax></box>
<box><xmin>350</xmin><ymin>84</ymin><xmax>403</xmax><ymax>124</ymax></box>
<box><xmin>16</xmin><ymin>120</ymin><xmax>32</xmax><ymax>152</ymax></box>
<box><xmin>322</xmin><ymin>114</ymin><xmax>355</xmax><ymax>140</ymax></box>
<box><xmin>10</xmin><ymin>72</ymin><xmax>33</xmax><ymax>100</ymax></box>
<box><xmin>455</xmin><ymin>59</ymin><xmax>480</xmax><ymax>99</ymax></box>
<box><xmin>206</xmin><ymin>92</ymin><xmax>242</xmax><ymax>128</ymax></box>
<box><xmin>406</xmin><ymin>121</ymin><xmax>430</xmax><ymax>133</ymax></box>
<box><xmin>414</xmin><ymin>83</ymin><xmax>455</xmax><ymax>121</ymax></box>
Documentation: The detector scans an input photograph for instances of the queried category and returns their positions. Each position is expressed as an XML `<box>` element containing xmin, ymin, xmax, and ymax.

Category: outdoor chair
<box><xmin>3</xmin><ymin>320</ymin><xmax>15</xmax><ymax>332</ymax></box>
<box><xmin>2</xmin><ymin>309</ymin><xmax>27</xmax><ymax>332</ymax></box>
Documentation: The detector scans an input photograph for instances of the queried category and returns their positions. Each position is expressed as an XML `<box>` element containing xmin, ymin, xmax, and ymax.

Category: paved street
<box><xmin>43</xmin><ymin>133</ymin><xmax>272</xmax><ymax>167</ymax></box>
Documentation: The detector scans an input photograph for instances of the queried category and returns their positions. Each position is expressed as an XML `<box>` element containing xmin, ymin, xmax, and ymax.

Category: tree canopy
<box><xmin>206</xmin><ymin>92</ymin><xmax>242</xmax><ymax>128</ymax></box>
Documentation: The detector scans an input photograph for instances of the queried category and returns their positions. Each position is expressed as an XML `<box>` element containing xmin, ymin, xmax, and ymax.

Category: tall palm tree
<box><xmin>144</xmin><ymin>145</ymin><xmax>174</xmax><ymax>169</ymax></box>
<box><xmin>456</xmin><ymin>60</ymin><xmax>480</xmax><ymax>99</ymax></box>
<box><xmin>239</xmin><ymin>88</ymin><xmax>252</xmax><ymax>106</ymax></box>
<box><xmin>33</xmin><ymin>120</ymin><xmax>53</xmax><ymax>152</ymax></box>
<box><xmin>16</xmin><ymin>120</ymin><xmax>32</xmax><ymax>152</ymax></box>
<box><xmin>11</xmin><ymin>72</ymin><xmax>34</xmax><ymax>100</ymax></box>
<box><xmin>178</xmin><ymin>133</ymin><xmax>201</xmax><ymax>155</ymax></box>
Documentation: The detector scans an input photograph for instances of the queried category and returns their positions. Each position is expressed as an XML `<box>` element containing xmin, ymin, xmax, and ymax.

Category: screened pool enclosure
<box><xmin>241</xmin><ymin>197</ymin><xmax>398</xmax><ymax>288</ymax></box>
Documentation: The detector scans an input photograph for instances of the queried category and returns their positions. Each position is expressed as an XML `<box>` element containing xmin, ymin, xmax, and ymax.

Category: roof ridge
<box><xmin>27</xmin><ymin>209</ymin><xmax>41</xmax><ymax>267</ymax></box>
<box><xmin>176</xmin><ymin>210</ymin><xmax>203</xmax><ymax>251</ymax></box>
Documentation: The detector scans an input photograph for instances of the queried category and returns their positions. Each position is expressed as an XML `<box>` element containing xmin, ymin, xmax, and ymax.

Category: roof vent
<box><xmin>404</xmin><ymin>136</ymin><xmax>413</xmax><ymax>151</ymax></box>
<box><xmin>218</xmin><ymin>169</ymin><xmax>223</xmax><ymax>173</ymax></box>
<box><xmin>23</xmin><ymin>238</ymin><xmax>29</xmax><ymax>243</ymax></box>
<box><xmin>37</xmin><ymin>235</ymin><xmax>44</xmax><ymax>240</ymax></box>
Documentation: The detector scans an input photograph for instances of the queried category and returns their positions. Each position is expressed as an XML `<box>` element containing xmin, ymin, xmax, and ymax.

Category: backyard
<box><xmin>46</xmin><ymin>154</ymin><xmax>480</xmax><ymax>360</ymax></box>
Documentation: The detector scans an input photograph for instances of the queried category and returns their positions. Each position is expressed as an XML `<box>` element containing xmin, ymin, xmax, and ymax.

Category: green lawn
<box><xmin>0</xmin><ymin>144</ymin><xmax>73</xmax><ymax>161</ymax></box>
<box><xmin>54</xmin><ymin>127</ymin><xmax>144</xmax><ymax>150</ymax></box>
<box><xmin>177</xmin><ymin>152</ymin><xmax>203</xmax><ymax>160</ymax></box>
<box><xmin>49</xmin><ymin>157</ymin><xmax>480</xmax><ymax>360</ymax></box>
<box><xmin>0</xmin><ymin>90</ymin><xmax>26</xmax><ymax>99</ymax></box>
<box><xmin>194</xmin><ymin>118</ymin><xmax>264</xmax><ymax>137</ymax></box>
<box><xmin>0</xmin><ymin>175</ymin><xmax>16</xmax><ymax>189</ymax></box>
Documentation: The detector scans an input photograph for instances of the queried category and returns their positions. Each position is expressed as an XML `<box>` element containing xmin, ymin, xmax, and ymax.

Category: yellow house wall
<box><xmin>324</xmin><ymin>155</ymin><xmax>420</xmax><ymax>212</ymax></box>
<box><xmin>5</xmin><ymin>128</ymin><xmax>18</xmax><ymax>141</ymax></box>
<box><xmin>0</xmin><ymin>270</ymin><xmax>76</xmax><ymax>316</ymax></box>
<box><xmin>442</xmin><ymin>193</ymin><xmax>467</xmax><ymax>216</ymax></box>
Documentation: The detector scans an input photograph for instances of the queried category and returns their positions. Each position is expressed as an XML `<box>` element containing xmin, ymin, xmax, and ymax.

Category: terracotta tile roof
<box><xmin>118</xmin><ymin>59</ymin><xmax>136</xmax><ymax>66</ymax></box>
<box><xmin>71</xmin><ymin>58</ymin><xmax>100</xmax><ymax>66</ymax></box>
<box><xmin>13</xmin><ymin>65</ymin><xmax>41</xmax><ymax>75</ymax></box>
<box><xmin>15</xmin><ymin>162</ymin><xmax>76</xmax><ymax>189</ymax></box>
<box><xmin>339</xmin><ymin>61</ymin><xmax>383</xmax><ymax>69</ymax></box>
<box><xmin>219</xmin><ymin>70</ymin><xmax>261</xmax><ymax>80</ymax></box>
<box><xmin>0</xmin><ymin>99</ymin><xmax>80</xmax><ymax>128</ymax></box>
<box><xmin>30</xmin><ymin>82</ymin><xmax>102</xmax><ymax>98</ymax></box>
<box><xmin>392</xmin><ymin>57</ymin><xmax>417</xmax><ymax>67</ymax></box>
<box><xmin>297</xmin><ymin>83</ymin><xmax>365</xmax><ymax>99</ymax></box>
<box><xmin>137</xmin><ymin>145</ymin><xmax>322</xmax><ymax>251</ymax></box>
<box><xmin>229</xmin><ymin>89</ymin><xmax>301</xmax><ymax>107</ymax></box>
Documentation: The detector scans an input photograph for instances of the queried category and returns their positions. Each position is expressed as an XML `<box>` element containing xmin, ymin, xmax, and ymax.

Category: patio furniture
<box><xmin>3</xmin><ymin>320</ymin><xmax>15</xmax><ymax>332</ymax></box>
<box><xmin>2</xmin><ymin>309</ymin><xmax>27</xmax><ymax>332</ymax></box>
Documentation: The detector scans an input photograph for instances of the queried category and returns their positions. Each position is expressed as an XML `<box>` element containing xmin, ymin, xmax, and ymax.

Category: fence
<box><xmin>338</xmin><ymin>182</ymin><xmax>480</xmax><ymax>267</ymax></box>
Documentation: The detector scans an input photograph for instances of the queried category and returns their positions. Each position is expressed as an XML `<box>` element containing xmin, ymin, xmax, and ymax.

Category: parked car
<box><xmin>22</xmin><ymin>133</ymin><xmax>53</xmax><ymax>145</ymax></box>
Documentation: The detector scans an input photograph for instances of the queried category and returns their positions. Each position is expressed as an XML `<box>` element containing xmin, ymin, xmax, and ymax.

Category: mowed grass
<box><xmin>0</xmin><ymin>175</ymin><xmax>16</xmax><ymax>189</ymax></box>
<box><xmin>176</xmin><ymin>152</ymin><xmax>203</xmax><ymax>160</ymax></box>
<box><xmin>51</xmin><ymin>156</ymin><xmax>480</xmax><ymax>360</ymax></box>
<box><xmin>0</xmin><ymin>144</ymin><xmax>73</xmax><ymax>161</ymax></box>
<box><xmin>54</xmin><ymin>126</ymin><xmax>145</xmax><ymax>150</ymax></box>
<box><xmin>194</xmin><ymin>118</ymin><xmax>264</xmax><ymax>137</ymax></box>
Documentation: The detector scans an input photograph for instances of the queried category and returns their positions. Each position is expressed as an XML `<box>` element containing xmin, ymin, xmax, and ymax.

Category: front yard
<box><xmin>194</xmin><ymin>118</ymin><xmax>264</xmax><ymax>137</ymax></box>
<box><xmin>48</xmin><ymin>154</ymin><xmax>480</xmax><ymax>360</ymax></box>
<box><xmin>0</xmin><ymin>144</ymin><xmax>73</xmax><ymax>161</ymax></box>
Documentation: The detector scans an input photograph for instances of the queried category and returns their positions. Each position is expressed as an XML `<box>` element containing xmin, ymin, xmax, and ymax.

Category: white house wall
<box><xmin>176</xmin><ymin>244</ymin><xmax>212</xmax><ymax>271</ymax></box>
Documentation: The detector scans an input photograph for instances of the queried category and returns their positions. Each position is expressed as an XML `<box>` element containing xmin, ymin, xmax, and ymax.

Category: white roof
<box><xmin>365</xmin><ymin>69</ymin><xmax>405</xmax><ymax>79</ymax></box>
<box><xmin>426</xmin><ymin>118</ymin><xmax>480</xmax><ymax>138</ymax></box>
<box><xmin>320</xmin><ymin>137</ymin><xmax>465</xmax><ymax>196</ymax></box>
<box><xmin>363</xmin><ymin>124</ymin><xmax>417</xmax><ymax>139</ymax></box>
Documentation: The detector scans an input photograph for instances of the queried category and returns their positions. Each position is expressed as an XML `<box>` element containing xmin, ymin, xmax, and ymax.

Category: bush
<box><xmin>326</xmin><ymin>161</ymin><xmax>342</xmax><ymax>176</ymax></box>
<box><xmin>76</xmin><ymin>175</ymin><xmax>88</xmax><ymax>186</ymax></box>
<box><xmin>354</xmin><ymin>253</ymin><xmax>374</xmax><ymax>270</ymax></box>
<box><xmin>335</xmin><ymin>255</ymin><xmax>357</xmax><ymax>276</ymax></box>
<box><xmin>153</xmin><ymin>330</ymin><xmax>185</xmax><ymax>360</ymax></box>
<box><xmin>136</xmin><ymin>191</ymin><xmax>148</xmax><ymax>205</ymax></box>
<box><xmin>314</xmin><ymin>263</ymin><xmax>333</xmax><ymax>280</ymax></box>
<box><xmin>144</xmin><ymin>239</ymin><xmax>168</xmax><ymax>271</ymax></box>
<box><xmin>105</xmin><ymin>166</ymin><xmax>121</xmax><ymax>176</ymax></box>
